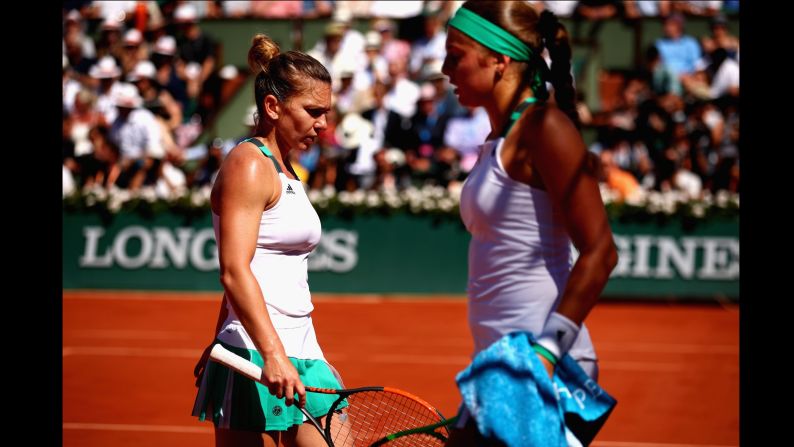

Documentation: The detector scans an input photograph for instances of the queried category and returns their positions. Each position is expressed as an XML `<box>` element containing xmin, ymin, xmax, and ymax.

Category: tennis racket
<box><xmin>209</xmin><ymin>343</ymin><xmax>453</xmax><ymax>446</ymax></box>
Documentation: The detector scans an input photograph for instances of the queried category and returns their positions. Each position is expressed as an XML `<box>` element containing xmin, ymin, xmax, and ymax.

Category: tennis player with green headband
<box><xmin>442</xmin><ymin>2</ymin><xmax>618</xmax><ymax>445</ymax></box>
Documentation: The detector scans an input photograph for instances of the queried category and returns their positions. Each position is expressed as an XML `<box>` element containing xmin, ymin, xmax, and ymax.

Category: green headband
<box><xmin>448</xmin><ymin>7</ymin><xmax>532</xmax><ymax>62</ymax></box>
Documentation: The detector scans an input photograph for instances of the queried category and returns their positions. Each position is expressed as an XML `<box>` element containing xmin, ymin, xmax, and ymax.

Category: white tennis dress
<box><xmin>459</xmin><ymin>136</ymin><xmax>597</xmax><ymax>365</ymax></box>
<box><xmin>212</xmin><ymin>166</ymin><xmax>326</xmax><ymax>361</ymax></box>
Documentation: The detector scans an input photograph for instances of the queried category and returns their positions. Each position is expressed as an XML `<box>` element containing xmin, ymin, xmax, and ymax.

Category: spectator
<box><xmin>119</xmin><ymin>28</ymin><xmax>147</xmax><ymax>76</ymax></box>
<box><xmin>355</xmin><ymin>30</ymin><xmax>389</xmax><ymax>91</ymax></box>
<box><xmin>644</xmin><ymin>44</ymin><xmax>683</xmax><ymax>97</ymax></box>
<box><xmin>372</xmin><ymin>18</ymin><xmax>411</xmax><ymax>66</ymax></box>
<box><xmin>128</xmin><ymin>60</ymin><xmax>184</xmax><ymax>130</ymax></box>
<box><xmin>95</xmin><ymin>17</ymin><xmax>125</xmax><ymax>62</ymax></box>
<box><xmin>655</xmin><ymin>12</ymin><xmax>702</xmax><ymax>77</ymax></box>
<box><xmin>444</xmin><ymin>106</ymin><xmax>491</xmax><ymax>173</ymax></box>
<box><xmin>599</xmin><ymin>148</ymin><xmax>641</xmax><ymax>201</ymax></box>
<box><xmin>87</xmin><ymin>125</ymin><xmax>122</xmax><ymax>189</ymax></box>
<box><xmin>108</xmin><ymin>83</ymin><xmax>165</xmax><ymax>190</ymax></box>
<box><xmin>308</xmin><ymin>22</ymin><xmax>347</xmax><ymax>82</ymax></box>
<box><xmin>681</xmin><ymin>48</ymin><xmax>739</xmax><ymax>100</ymax></box>
<box><xmin>383</xmin><ymin>58</ymin><xmax>420</xmax><ymax>118</ymax></box>
<box><xmin>672</xmin><ymin>0</ymin><xmax>722</xmax><ymax>17</ymax></box>
<box><xmin>336</xmin><ymin>113</ymin><xmax>379</xmax><ymax>190</ymax></box>
<box><xmin>62</xmin><ymin>57</ymin><xmax>83</xmax><ymax>114</ymax></box>
<box><xmin>173</xmin><ymin>3</ymin><xmax>217</xmax><ymax>89</ymax></box>
<box><xmin>409</xmin><ymin>6</ymin><xmax>447</xmax><ymax>78</ymax></box>
<box><xmin>700</xmin><ymin>13</ymin><xmax>739</xmax><ymax>60</ymax></box>
<box><xmin>361</xmin><ymin>81</ymin><xmax>413</xmax><ymax>152</ymax></box>
<box><xmin>250</xmin><ymin>0</ymin><xmax>302</xmax><ymax>18</ymax></box>
<box><xmin>302</xmin><ymin>0</ymin><xmax>334</xmax><ymax>19</ymax></box>
<box><xmin>89</xmin><ymin>56</ymin><xmax>124</xmax><ymax>124</ymax></box>
<box><xmin>623</xmin><ymin>0</ymin><xmax>672</xmax><ymax>19</ymax></box>
<box><xmin>152</xmin><ymin>35</ymin><xmax>190</xmax><ymax>118</ymax></box>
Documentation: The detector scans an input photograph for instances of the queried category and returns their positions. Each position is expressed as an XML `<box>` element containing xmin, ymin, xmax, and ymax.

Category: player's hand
<box><xmin>262</xmin><ymin>351</ymin><xmax>307</xmax><ymax>408</ymax></box>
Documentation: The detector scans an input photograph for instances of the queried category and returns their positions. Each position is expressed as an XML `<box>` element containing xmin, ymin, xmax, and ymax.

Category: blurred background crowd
<box><xmin>62</xmin><ymin>0</ymin><xmax>740</xmax><ymax>204</ymax></box>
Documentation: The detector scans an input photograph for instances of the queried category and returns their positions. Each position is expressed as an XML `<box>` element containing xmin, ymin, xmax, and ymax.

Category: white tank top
<box><xmin>214</xmin><ymin>140</ymin><xmax>325</xmax><ymax>360</ymax></box>
<box><xmin>459</xmin><ymin>137</ymin><xmax>596</xmax><ymax>361</ymax></box>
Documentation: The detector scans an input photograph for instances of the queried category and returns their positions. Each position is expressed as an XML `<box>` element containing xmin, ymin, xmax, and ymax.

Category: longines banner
<box><xmin>63</xmin><ymin>212</ymin><xmax>739</xmax><ymax>299</ymax></box>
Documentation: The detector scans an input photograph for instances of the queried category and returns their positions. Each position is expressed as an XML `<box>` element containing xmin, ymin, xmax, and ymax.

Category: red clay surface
<box><xmin>63</xmin><ymin>291</ymin><xmax>739</xmax><ymax>447</ymax></box>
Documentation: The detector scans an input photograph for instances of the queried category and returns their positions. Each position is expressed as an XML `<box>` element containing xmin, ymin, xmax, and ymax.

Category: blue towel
<box><xmin>456</xmin><ymin>332</ymin><xmax>617</xmax><ymax>447</ymax></box>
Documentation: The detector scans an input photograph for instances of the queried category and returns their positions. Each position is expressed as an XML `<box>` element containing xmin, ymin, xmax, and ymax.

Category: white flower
<box><xmin>599</xmin><ymin>184</ymin><xmax>616</xmax><ymax>205</ymax></box>
<box><xmin>692</xmin><ymin>203</ymin><xmax>706</xmax><ymax>218</ymax></box>
<box><xmin>661</xmin><ymin>196</ymin><xmax>676</xmax><ymax>215</ymax></box>
<box><xmin>338</xmin><ymin>191</ymin><xmax>352</xmax><ymax>205</ymax></box>
<box><xmin>447</xmin><ymin>182</ymin><xmax>463</xmax><ymax>200</ymax></box>
<box><xmin>439</xmin><ymin>198</ymin><xmax>455</xmax><ymax>212</ymax></box>
<box><xmin>385</xmin><ymin>195</ymin><xmax>402</xmax><ymax>209</ymax></box>
<box><xmin>365</xmin><ymin>191</ymin><xmax>381</xmax><ymax>207</ymax></box>
<box><xmin>716</xmin><ymin>190</ymin><xmax>730</xmax><ymax>208</ymax></box>
<box><xmin>190</xmin><ymin>190</ymin><xmax>205</xmax><ymax>207</ymax></box>
<box><xmin>200</xmin><ymin>185</ymin><xmax>212</xmax><ymax>201</ymax></box>
<box><xmin>308</xmin><ymin>189</ymin><xmax>321</xmax><ymax>203</ymax></box>
<box><xmin>646</xmin><ymin>191</ymin><xmax>663</xmax><ymax>214</ymax></box>
<box><xmin>140</xmin><ymin>187</ymin><xmax>157</xmax><ymax>203</ymax></box>
<box><xmin>351</xmin><ymin>189</ymin><xmax>366</xmax><ymax>205</ymax></box>
<box><xmin>625</xmin><ymin>188</ymin><xmax>645</xmax><ymax>206</ymax></box>
<box><xmin>321</xmin><ymin>185</ymin><xmax>336</xmax><ymax>198</ymax></box>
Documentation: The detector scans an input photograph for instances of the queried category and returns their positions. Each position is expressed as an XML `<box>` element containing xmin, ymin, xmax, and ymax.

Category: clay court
<box><xmin>63</xmin><ymin>291</ymin><xmax>738</xmax><ymax>447</ymax></box>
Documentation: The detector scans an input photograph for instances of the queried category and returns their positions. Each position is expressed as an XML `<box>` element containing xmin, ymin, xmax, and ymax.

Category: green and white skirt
<box><xmin>192</xmin><ymin>340</ymin><xmax>344</xmax><ymax>432</ymax></box>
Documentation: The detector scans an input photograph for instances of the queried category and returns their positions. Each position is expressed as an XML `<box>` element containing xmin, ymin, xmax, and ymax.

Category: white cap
<box><xmin>101</xmin><ymin>16</ymin><xmax>123</xmax><ymax>30</ymax></box>
<box><xmin>123</xmin><ymin>29</ymin><xmax>143</xmax><ymax>46</ymax></box>
<box><xmin>384</xmin><ymin>148</ymin><xmax>406</xmax><ymax>166</ymax></box>
<box><xmin>89</xmin><ymin>56</ymin><xmax>121</xmax><ymax>79</ymax></box>
<box><xmin>153</xmin><ymin>35</ymin><xmax>177</xmax><ymax>56</ymax></box>
<box><xmin>365</xmin><ymin>31</ymin><xmax>382</xmax><ymax>49</ymax></box>
<box><xmin>336</xmin><ymin>113</ymin><xmax>374</xmax><ymax>149</ymax></box>
<box><xmin>112</xmin><ymin>83</ymin><xmax>143</xmax><ymax>108</ymax></box>
<box><xmin>185</xmin><ymin>62</ymin><xmax>202</xmax><ymax>80</ymax></box>
<box><xmin>422</xmin><ymin>59</ymin><xmax>446</xmax><ymax>81</ymax></box>
<box><xmin>333</xmin><ymin>8</ymin><xmax>353</xmax><ymax>23</ymax></box>
<box><xmin>65</xmin><ymin>9</ymin><xmax>82</xmax><ymax>23</ymax></box>
<box><xmin>243</xmin><ymin>104</ymin><xmax>258</xmax><ymax>127</ymax></box>
<box><xmin>419</xmin><ymin>82</ymin><xmax>437</xmax><ymax>101</ymax></box>
<box><xmin>127</xmin><ymin>60</ymin><xmax>157</xmax><ymax>82</ymax></box>
<box><xmin>219</xmin><ymin>64</ymin><xmax>239</xmax><ymax>80</ymax></box>
<box><xmin>174</xmin><ymin>3</ymin><xmax>198</xmax><ymax>23</ymax></box>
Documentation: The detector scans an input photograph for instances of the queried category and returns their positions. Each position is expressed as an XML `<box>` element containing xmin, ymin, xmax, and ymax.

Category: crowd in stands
<box><xmin>63</xmin><ymin>0</ymin><xmax>740</xmax><ymax>203</ymax></box>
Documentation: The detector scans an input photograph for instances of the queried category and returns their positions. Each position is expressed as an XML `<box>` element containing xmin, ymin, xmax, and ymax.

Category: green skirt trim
<box><xmin>192</xmin><ymin>340</ymin><xmax>344</xmax><ymax>432</ymax></box>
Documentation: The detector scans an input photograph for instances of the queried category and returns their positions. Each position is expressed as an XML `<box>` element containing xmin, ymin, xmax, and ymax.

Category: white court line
<box><xmin>67</xmin><ymin>330</ymin><xmax>193</xmax><ymax>340</ymax></box>
<box><xmin>370</xmin><ymin>353</ymin><xmax>472</xmax><ymax>366</ymax></box>
<box><xmin>593</xmin><ymin>441</ymin><xmax>736</xmax><ymax>447</ymax></box>
<box><xmin>63</xmin><ymin>422</ymin><xmax>212</xmax><ymax>434</ymax></box>
<box><xmin>62</xmin><ymin>291</ymin><xmax>463</xmax><ymax>303</ymax></box>
<box><xmin>61</xmin><ymin>422</ymin><xmax>736</xmax><ymax>446</ymax></box>
<box><xmin>597</xmin><ymin>342</ymin><xmax>737</xmax><ymax>355</ymax></box>
<box><xmin>63</xmin><ymin>346</ymin><xmax>202</xmax><ymax>358</ymax></box>
<box><xmin>600</xmin><ymin>361</ymin><xmax>684</xmax><ymax>372</ymax></box>
<box><xmin>62</xmin><ymin>346</ymin><xmax>695</xmax><ymax>372</ymax></box>
<box><xmin>63</xmin><ymin>292</ymin><xmax>222</xmax><ymax>302</ymax></box>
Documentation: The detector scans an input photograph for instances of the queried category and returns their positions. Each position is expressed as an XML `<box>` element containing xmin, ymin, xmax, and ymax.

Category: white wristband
<box><xmin>536</xmin><ymin>312</ymin><xmax>580</xmax><ymax>360</ymax></box>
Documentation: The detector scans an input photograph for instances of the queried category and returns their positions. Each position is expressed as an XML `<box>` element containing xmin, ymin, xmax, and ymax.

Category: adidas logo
<box><xmin>286</xmin><ymin>184</ymin><xmax>295</xmax><ymax>195</ymax></box>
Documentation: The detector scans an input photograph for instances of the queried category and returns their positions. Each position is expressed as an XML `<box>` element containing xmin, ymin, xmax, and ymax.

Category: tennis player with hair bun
<box><xmin>191</xmin><ymin>33</ymin><xmax>341</xmax><ymax>447</ymax></box>
<box><xmin>442</xmin><ymin>1</ymin><xmax>618</xmax><ymax>444</ymax></box>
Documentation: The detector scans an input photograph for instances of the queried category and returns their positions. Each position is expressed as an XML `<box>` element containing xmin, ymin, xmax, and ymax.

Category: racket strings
<box><xmin>330</xmin><ymin>391</ymin><xmax>445</xmax><ymax>446</ymax></box>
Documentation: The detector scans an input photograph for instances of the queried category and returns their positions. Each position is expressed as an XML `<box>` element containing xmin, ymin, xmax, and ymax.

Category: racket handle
<box><xmin>209</xmin><ymin>343</ymin><xmax>263</xmax><ymax>383</ymax></box>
